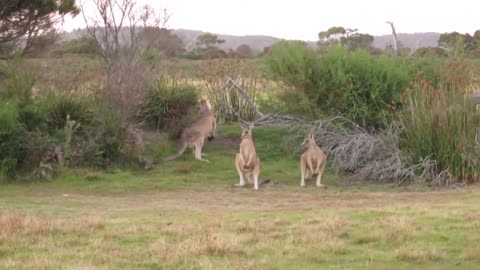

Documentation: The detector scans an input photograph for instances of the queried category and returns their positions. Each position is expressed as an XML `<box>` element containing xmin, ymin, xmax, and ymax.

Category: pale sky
<box><xmin>64</xmin><ymin>0</ymin><xmax>480</xmax><ymax>41</ymax></box>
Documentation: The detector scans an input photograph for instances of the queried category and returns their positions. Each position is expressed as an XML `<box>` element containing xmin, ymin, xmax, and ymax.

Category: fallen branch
<box><xmin>218</xmin><ymin>77</ymin><xmax>300</xmax><ymax>127</ymax></box>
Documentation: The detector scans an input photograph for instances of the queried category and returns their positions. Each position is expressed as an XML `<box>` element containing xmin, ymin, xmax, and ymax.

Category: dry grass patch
<box><xmin>395</xmin><ymin>247</ymin><xmax>445</xmax><ymax>262</ymax></box>
<box><xmin>288</xmin><ymin>227</ymin><xmax>347</xmax><ymax>255</ymax></box>
<box><xmin>160</xmin><ymin>223</ymin><xmax>196</xmax><ymax>237</ymax></box>
<box><xmin>174</xmin><ymin>164</ymin><xmax>194</xmax><ymax>174</ymax></box>
<box><xmin>234</xmin><ymin>218</ymin><xmax>278</xmax><ymax>234</ymax></box>
<box><xmin>0</xmin><ymin>212</ymin><xmax>105</xmax><ymax>240</ymax></box>
<box><xmin>353</xmin><ymin>232</ymin><xmax>381</xmax><ymax>245</ymax></box>
<box><xmin>152</xmin><ymin>221</ymin><xmax>247</xmax><ymax>262</ymax></box>
<box><xmin>0</xmin><ymin>212</ymin><xmax>26</xmax><ymax>235</ymax></box>
<box><xmin>462</xmin><ymin>245</ymin><xmax>480</xmax><ymax>261</ymax></box>
<box><xmin>377</xmin><ymin>215</ymin><xmax>417</xmax><ymax>243</ymax></box>
<box><xmin>462</xmin><ymin>212</ymin><xmax>480</xmax><ymax>228</ymax></box>
<box><xmin>195</xmin><ymin>230</ymin><xmax>245</xmax><ymax>256</ymax></box>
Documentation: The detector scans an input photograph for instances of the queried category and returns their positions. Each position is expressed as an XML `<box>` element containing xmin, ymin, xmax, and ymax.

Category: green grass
<box><xmin>1</xmin><ymin>125</ymin><xmax>480</xmax><ymax>269</ymax></box>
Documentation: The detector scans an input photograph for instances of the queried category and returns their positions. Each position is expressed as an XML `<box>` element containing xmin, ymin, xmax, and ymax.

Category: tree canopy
<box><xmin>0</xmin><ymin>0</ymin><xmax>79</xmax><ymax>58</ymax></box>
<box><xmin>318</xmin><ymin>26</ymin><xmax>373</xmax><ymax>51</ymax></box>
<box><xmin>191</xmin><ymin>33</ymin><xmax>225</xmax><ymax>58</ymax></box>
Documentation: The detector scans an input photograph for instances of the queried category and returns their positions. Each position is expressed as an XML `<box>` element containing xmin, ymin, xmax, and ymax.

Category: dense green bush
<box><xmin>38</xmin><ymin>91</ymin><xmax>96</xmax><ymax>133</ymax></box>
<box><xmin>0</xmin><ymin>101</ymin><xmax>24</xmax><ymax>176</ymax></box>
<box><xmin>1</xmin><ymin>71</ymin><xmax>45</xmax><ymax>130</ymax></box>
<box><xmin>265</xmin><ymin>44</ymin><xmax>455</xmax><ymax>128</ymax></box>
<box><xmin>315</xmin><ymin>47</ymin><xmax>411</xmax><ymax>128</ymax></box>
<box><xmin>53</xmin><ymin>37</ymin><xmax>101</xmax><ymax>56</ymax></box>
<box><xmin>136</xmin><ymin>77</ymin><xmax>199</xmax><ymax>138</ymax></box>
<box><xmin>0</xmin><ymin>69</ymin><xmax>132</xmax><ymax>176</ymax></box>
<box><xmin>81</xmin><ymin>105</ymin><xmax>129</xmax><ymax>168</ymax></box>
<box><xmin>265</xmin><ymin>41</ymin><xmax>321</xmax><ymax>95</ymax></box>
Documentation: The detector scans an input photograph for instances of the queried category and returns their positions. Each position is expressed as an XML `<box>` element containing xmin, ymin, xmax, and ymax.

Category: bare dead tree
<box><xmin>80</xmin><ymin>0</ymin><xmax>169</xmax><ymax>122</ymax></box>
<box><xmin>386</xmin><ymin>21</ymin><xmax>398</xmax><ymax>55</ymax></box>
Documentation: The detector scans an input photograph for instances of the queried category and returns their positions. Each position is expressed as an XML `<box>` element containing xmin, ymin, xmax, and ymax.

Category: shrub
<box><xmin>264</xmin><ymin>41</ymin><xmax>321</xmax><ymax>96</ymax></box>
<box><xmin>0</xmin><ymin>101</ymin><xmax>24</xmax><ymax>176</ymax></box>
<box><xmin>1</xmin><ymin>70</ymin><xmax>45</xmax><ymax>131</ymax></box>
<box><xmin>53</xmin><ymin>37</ymin><xmax>101</xmax><ymax>56</ymax></box>
<box><xmin>38</xmin><ymin>91</ymin><xmax>96</xmax><ymax>133</ymax></box>
<box><xmin>398</xmin><ymin>79</ymin><xmax>480</xmax><ymax>184</ymax></box>
<box><xmin>315</xmin><ymin>47</ymin><xmax>410</xmax><ymax>128</ymax></box>
<box><xmin>136</xmin><ymin>77</ymin><xmax>199</xmax><ymax>138</ymax></box>
<box><xmin>80</xmin><ymin>105</ymin><xmax>129</xmax><ymax>168</ymax></box>
<box><xmin>265</xmin><ymin>44</ymin><xmax>412</xmax><ymax>128</ymax></box>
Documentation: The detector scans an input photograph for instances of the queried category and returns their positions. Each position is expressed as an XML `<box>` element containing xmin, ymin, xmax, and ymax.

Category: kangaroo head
<box><xmin>196</xmin><ymin>99</ymin><xmax>211</xmax><ymax>115</ymax></box>
<box><xmin>301</xmin><ymin>129</ymin><xmax>316</xmax><ymax>146</ymax></box>
<box><xmin>240</xmin><ymin>122</ymin><xmax>255</xmax><ymax>139</ymax></box>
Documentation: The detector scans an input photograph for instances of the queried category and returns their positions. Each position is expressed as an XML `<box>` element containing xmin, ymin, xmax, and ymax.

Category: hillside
<box><xmin>173</xmin><ymin>29</ymin><xmax>281</xmax><ymax>52</ymax></box>
<box><xmin>175</xmin><ymin>29</ymin><xmax>441</xmax><ymax>51</ymax></box>
<box><xmin>373</xmin><ymin>32</ymin><xmax>440</xmax><ymax>49</ymax></box>
<box><xmin>58</xmin><ymin>28</ymin><xmax>441</xmax><ymax>51</ymax></box>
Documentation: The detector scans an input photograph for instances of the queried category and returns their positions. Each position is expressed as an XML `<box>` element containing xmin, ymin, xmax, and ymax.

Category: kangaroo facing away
<box><xmin>300</xmin><ymin>129</ymin><xmax>327</xmax><ymax>187</ymax></box>
<box><xmin>162</xmin><ymin>99</ymin><xmax>216</xmax><ymax>163</ymax></box>
<box><xmin>235</xmin><ymin>123</ymin><xmax>269</xmax><ymax>191</ymax></box>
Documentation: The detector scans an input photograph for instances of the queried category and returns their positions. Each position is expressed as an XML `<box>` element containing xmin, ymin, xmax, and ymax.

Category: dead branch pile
<box><xmin>219</xmin><ymin>77</ymin><xmax>300</xmax><ymax>127</ymax></box>
<box><xmin>288</xmin><ymin>116</ymin><xmax>454</xmax><ymax>186</ymax></box>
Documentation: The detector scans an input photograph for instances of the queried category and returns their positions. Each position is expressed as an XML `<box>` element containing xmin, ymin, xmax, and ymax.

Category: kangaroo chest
<box><xmin>239</xmin><ymin>139</ymin><xmax>255</xmax><ymax>159</ymax></box>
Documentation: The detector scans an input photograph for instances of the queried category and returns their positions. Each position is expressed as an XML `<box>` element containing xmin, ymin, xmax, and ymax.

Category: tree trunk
<box><xmin>386</xmin><ymin>21</ymin><xmax>398</xmax><ymax>55</ymax></box>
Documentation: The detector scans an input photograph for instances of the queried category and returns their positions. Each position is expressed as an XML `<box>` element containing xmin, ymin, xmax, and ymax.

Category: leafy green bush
<box><xmin>264</xmin><ymin>41</ymin><xmax>321</xmax><ymax>96</ymax></box>
<box><xmin>81</xmin><ymin>105</ymin><xmax>129</xmax><ymax>168</ymax></box>
<box><xmin>398</xmin><ymin>80</ymin><xmax>480</xmax><ymax>183</ymax></box>
<box><xmin>1</xmin><ymin>71</ymin><xmax>45</xmax><ymax>130</ymax></box>
<box><xmin>315</xmin><ymin>47</ymin><xmax>411</xmax><ymax>128</ymax></box>
<box><xmin>53</xmin><ymin>37</ymin><xmax>101</xmax><ymax>56</ymax></box>
<box><xmin>0</xmin><ymin>101</ymin><xmax>24</xmax><ymax>176</ymax></box>
<box><xmin>38</xmin><ymin>91</ymin><xmax>96</xmax><ymax>133</ymax></box>
<box><xmin>265</xmin><ymin>44</ymin><xmax>413</xmax><ymax>128</ymax></box>
<box><xmin>0</xmin><ymin>64</ymin><xmax>136</xmax><ymax>176</ymax></box>
<box><xmin>137</xmin><ymin>77</ymin><xmax>199</xmax><ymax>138</ymax></box>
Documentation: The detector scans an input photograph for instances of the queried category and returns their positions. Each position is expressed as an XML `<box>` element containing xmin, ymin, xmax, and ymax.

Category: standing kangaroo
<box><xmin>300</xmin><ymin>129</ymin><xmax>327</xmax><ymax>187</ymax></box>
<box><xmin>235</xmin><ymin>123</ymin><xmax>268</xmax><ymax>191</ymax></box>
<box><xmin>162</xmin><ymin>100</ymin><xmax>216</xmax><ymax>163</ymax></box>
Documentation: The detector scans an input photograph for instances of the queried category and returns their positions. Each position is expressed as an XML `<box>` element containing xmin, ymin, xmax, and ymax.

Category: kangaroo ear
<box><xmin>248</xmin><ymin>123</ymin><xmax>254</xmax><ymax>129</ymax></box>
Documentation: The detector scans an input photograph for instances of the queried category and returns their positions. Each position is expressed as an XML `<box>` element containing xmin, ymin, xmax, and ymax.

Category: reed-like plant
<box><xmin>198</xmin><ymin>57</ymin><xmax>264</xmax><ymax>122</ymax></box>
<box><xmin>399</xmin><ymin>72</ymin><xmax>480</xmax><ymax>183</ymax></box>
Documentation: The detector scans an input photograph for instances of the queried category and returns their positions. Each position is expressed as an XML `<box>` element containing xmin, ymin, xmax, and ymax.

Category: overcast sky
<box><xmin>65</xmin><ymin>0</ymin><xmax>480</xmax><ymax>41</ymax></box>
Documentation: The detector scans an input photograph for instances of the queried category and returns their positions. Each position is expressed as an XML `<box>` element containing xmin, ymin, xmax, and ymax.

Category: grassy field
<box><xmin>1</xmin><ymin>125</ymin><xmax>480</xmax><ymax>269</ymax></box>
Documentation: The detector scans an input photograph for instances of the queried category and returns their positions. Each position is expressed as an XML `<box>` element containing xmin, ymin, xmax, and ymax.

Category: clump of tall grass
<box><xmin>136</xmin><ymin>77</ymin><xmax>199</xmax><ymax>138</ymax></box>
<box><xmin>398</xmin><ymin>74</ymin><xmax>480</xmax><ymax>184</ymax></box>
<box><xmin>38</xmin><ymin>90</ymin><xmax>96</xmax><ymax>133</ymax></box>
<box><xmin>198</xmin><ymin>57</ymin><xmax>264</xmax><ymax>122</ymax></box>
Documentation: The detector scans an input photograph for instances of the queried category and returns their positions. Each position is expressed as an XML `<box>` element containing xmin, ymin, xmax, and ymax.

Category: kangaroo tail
<box><xmin>162</xmin><ymin>142</ymin><xmax>188</xmax><ymax>163</ymax></box>
<box><xmin>260</xmin><ymin>179</ymin><xmax>271</xmax><ymax>186</ymax></box>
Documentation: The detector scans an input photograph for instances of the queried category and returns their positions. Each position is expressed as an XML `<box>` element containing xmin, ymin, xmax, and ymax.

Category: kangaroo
<box><xmin>234</xmin><ymin>123</ymin><xmax>269</xmax><ymax>191</ymax></box>
<box><xmin>300</xmin><ymin>129</ymin><xmax>327</xmax><ymax>187</ymax></box>
<box><xmin>162</xmin><ymin>99</ymin><xmax>216</xmax><ymax>163</ymax></box>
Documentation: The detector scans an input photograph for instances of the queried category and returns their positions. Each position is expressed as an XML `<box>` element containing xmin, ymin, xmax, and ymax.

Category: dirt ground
<box><xmin>22</xmin><ymin>185</ymin><xmax>475</xmax><ymax>215</ymax></box>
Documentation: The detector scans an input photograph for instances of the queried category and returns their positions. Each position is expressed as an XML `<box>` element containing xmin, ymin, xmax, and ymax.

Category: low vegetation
<box><xmin>2</xmin><ymin>1</ymin><xmax>480</xmax><ymax>268</ymax></box>
<box><xmin>0</xmin><ymin>125</ymin><xmax>479</xmax><ymax>269</ymax></box>
<box><xmin>136</xmin><ymin>77</ymin><xmax>199</xmax><ymax>139</ymax></box>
